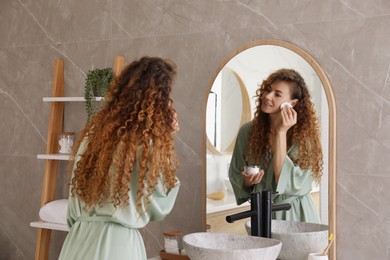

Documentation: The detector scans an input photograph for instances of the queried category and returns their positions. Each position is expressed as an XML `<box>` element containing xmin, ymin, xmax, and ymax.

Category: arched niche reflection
<box><xmin>203</xmin><ymin>40</ymin><xmax>336</xmax><ymax>259</ymax></box>
<box><xmin>206</xmin><ymin>67</ymin><xmax>251</xmax><ymax>155</ymax></box>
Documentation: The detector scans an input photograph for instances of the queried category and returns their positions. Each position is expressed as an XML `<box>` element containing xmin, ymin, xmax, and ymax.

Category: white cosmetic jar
<box><xmin>244</xmin><ymin>165</ymin><xmax>260</xmax><ymax>175</ymax></box>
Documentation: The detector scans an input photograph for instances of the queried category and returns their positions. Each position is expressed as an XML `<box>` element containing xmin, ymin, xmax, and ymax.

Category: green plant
<box><xmin>84</xmin><ymin>67</ymin><xmax>114</xmax><ymax>122</ymax></box>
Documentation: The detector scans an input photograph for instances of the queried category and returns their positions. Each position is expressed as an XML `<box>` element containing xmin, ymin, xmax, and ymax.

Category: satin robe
<box><xmin>229</xmin><ymin>122</ymin><xmax>320</xmax><ymax>223</ymax></box>
<box><xmin>59</xmin><ymin>139</ymin><xmax>180</xmax><ymax>260</ymax></box>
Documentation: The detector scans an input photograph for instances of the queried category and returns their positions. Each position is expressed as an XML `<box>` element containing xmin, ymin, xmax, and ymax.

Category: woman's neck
<box><xmin>268</xmin><ymin>113</ymin><xmax>279</xmax><ymax>133</ymax></box>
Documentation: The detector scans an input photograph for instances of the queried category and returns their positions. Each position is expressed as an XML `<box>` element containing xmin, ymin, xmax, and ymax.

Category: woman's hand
<box><xmin>241</xmin><ymin>169</ymin><xmax>265</xmax><ymax>188</ymax></box>
<box><xmin>278</xmin><ymin>106</ymin><xmax>297</xmax><ymax>133</ymax></box>
<box><xmin>272</xmin><ymin>106</ymin><xmax>297</xmax><ymax>184</ymax></box>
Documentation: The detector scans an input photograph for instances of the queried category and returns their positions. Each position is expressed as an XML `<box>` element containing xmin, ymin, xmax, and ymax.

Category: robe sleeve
<box><xmin>276</xmin><ymin>144</ymin><xmax>313</xmax><ymax>196</ymax></box>
<box><xmin>147</xmin><ymin>177</ymin><xmax>180</xmax><ymax>222</ymax></box>
<box><xmin>229</xmin><ymin>122</ymin><xmax>261</xmax><ymax>205</ymax></box>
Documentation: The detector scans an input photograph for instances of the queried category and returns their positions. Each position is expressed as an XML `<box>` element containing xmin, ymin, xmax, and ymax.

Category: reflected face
<box><xmin>168</xmin><ymin>101</ymin><xmax>180</xmax><ymax>134</ymax></box>
<box><xmin>261</xmin><ymin>81</ymin><xmax>293</xmax><ymax>114</ymax></box>
<box><xmin>168</xmin><ymin>101</ymin><xmax>179</xmax><ymax>133</ymax></box>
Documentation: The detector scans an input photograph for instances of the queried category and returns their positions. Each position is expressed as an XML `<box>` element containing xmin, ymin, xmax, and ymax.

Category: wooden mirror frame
<box><xmin>202</xmin><ymin>39</ymin><xmax>337</xmax><ymax>259</ymax></box>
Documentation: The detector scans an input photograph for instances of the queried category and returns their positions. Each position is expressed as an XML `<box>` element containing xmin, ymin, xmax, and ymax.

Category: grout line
<box><xmin>339</xmin><ymin>0</ymin><xmax>366</xmax><ymax>18</ymax></box>
<box><xmin>175</xmin><ymin>135</ymin><xmax>199</xmax><ymax>158</ymax></box>
<box><xmin>144</xmin><ymin>226</ymin><xmax>164</xmax><ymax>249</ymax></box>
<box><xmin>0</xmin><ymin>221</ymin><xmax>25</xmax><ymax>258</ymax></box>
<box><xmin>237</xmin><ymin>1</ymin><xmax>277</xmax><ymax>28</ymax></box>
<box><xmin>0</xmin><ymin>88</ymin><xmax>46</xmax><ymax>143</ymax></box>
<box><xmin>338</xmin><ymin>182</ymin><xmax>379</xmax><ymax>217</ymax></box>
<box><xmin>331</xmin><ymin>57</ymin><xmax>390</xmax><ymax>106</ymax></box>
<box><xmin>17</xmin><ymin>0</ymin><xmax>56</xmax><ymax>44</ymax></box>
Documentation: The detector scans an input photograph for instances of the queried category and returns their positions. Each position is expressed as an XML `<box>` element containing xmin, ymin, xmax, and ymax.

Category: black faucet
<box><xmin>225</xmin><ymin>190</ymin><xmax>291</xmax><ymax>238</ymax></box>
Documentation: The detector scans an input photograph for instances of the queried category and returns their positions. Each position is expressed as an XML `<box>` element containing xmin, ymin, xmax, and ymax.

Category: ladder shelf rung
<box><xmin>30</xmin><ymin>220</ymin><xmax>69</xmax><ymax>232</ymax></box>
<box><xmin>37</xmin><ymin>154</ymin><xmax>71</xmax><ymax>161</ymax></box>
<box><xmin>42</xmin><ymin>97</ymin><xmax>104</xmax><ymax>102</ymax></box>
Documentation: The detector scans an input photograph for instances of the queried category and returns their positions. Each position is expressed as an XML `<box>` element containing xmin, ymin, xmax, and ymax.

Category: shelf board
<box><xmin>30</xmin><ymin>220</ymin><xmax>69</xmax><ymax>232</ymax></box>
<box><xmin>43</xmin><ymin>97</ymin><xmax>104</xmax><ymax>102</ymax></box>
<box><xmin>37</xmin><ymin>154</ymin><xmax>71</xmax><ymax>161</ymax></box>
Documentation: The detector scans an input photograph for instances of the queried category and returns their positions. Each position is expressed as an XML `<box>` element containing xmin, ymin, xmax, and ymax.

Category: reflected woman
<box><xmin>229</xmin><ymin>68</ymin><xmax>323</xmax><ymax>223</ymax></box>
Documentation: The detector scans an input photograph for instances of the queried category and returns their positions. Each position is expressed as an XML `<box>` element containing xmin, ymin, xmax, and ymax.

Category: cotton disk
<box><xmin>280</xmin><ymin>102</ymin><xmax>292</xmax><ymax>110</ymax></box>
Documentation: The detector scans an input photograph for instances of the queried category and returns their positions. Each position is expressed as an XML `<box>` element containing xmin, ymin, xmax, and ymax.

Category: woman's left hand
<box><xmin>241</xmin><ymin>169</ymin><xmax>265</xmax><ymax>188</ymax></box>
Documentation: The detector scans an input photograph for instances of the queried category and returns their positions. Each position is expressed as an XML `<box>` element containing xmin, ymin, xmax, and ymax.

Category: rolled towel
<box><xmin>39</xmin><ymin>199</ymin><xmax>68</xmax><ymax>225</ymax></box>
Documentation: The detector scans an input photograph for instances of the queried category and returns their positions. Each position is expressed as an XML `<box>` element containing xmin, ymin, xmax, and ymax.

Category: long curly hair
<box><xmin>70</xmin><ymin>56</ymin><xmax>179</xmax><ymax>213</ymax></box>
<box><xmin>247</xmin><ymin>68</ymin><xmax>323</xmax><ymax>183</ymax></box>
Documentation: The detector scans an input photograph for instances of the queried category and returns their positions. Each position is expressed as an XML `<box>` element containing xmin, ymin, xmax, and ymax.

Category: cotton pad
<box><xmin>280</xmin><ymin>102</ymin><xmax>292</xmax><ymax>110</ymax></box>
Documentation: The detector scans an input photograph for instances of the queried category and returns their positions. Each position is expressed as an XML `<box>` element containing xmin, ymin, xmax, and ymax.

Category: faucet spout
<box><xmin>225</xmin><ymin>190</ymin><xmax>291</xmax><ymax>238</ymax></box>
<box><xmin>225</xmin><ymin>192</ymin><xmax>262</xmax><ymax>237</ymax></box>
<box><xmin>272</xmin><ymin>203</ymin><xmax>291</xmax><ymax>211</ymax></box>
<box><xmin>225</xmin><ymin>210</ymin><xmax>256</xmax><ymax>223</ymax></box>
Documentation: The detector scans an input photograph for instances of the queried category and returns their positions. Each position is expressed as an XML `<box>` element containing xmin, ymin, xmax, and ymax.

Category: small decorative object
<box><xmin>159</xmin><ymin>250</ymin><xmax>190</xmax><ymax>260</ymax></box>
<box><xmin>206</xmin><ymin>190</ymin><xmax>225</xmax><ymax>200</ymax></box>
<box><xmin>163</xmin><ymin>230</ymin><xmax>182</xmax><ymax>254</ymax></box>
<box><xmin>317</xmin><ymin>233</ymin><xmax>334</xmax><ymax>259</ymax></box>
<box><xmin>84</xmin><ymin>67</ymin><xmax>114</xmax><ymax>122</ymax></box>
<box><xmin>58</xmin><ymin>132</ymin><xmax>74</xmax><ymax>154</ymax></box>
<box><xmin>159</xmin><ymin>230</ymin><xmax>190</xmax><ymax>260</ymax></box>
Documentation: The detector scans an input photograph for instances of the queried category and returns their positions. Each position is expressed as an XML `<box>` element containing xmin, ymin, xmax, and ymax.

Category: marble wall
<box><xmin>0</xmin><ymin>0</ymin><xmax>389</xmax><ymax>259</ymax></box>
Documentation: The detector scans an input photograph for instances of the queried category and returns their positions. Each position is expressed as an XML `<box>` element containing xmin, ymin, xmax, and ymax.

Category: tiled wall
<box><xmin>1</xmin><ymin>0</ymin><xmax>389</xmax><ymax>259</ymax></box>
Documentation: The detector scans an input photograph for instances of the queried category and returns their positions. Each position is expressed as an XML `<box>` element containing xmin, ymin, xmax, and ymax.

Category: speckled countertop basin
<box><xmin>246</xmin><ymin>220</ymin><xmax>328</xmax><ymax>260</ymax></box>
<box><xmin>182</xmin><ymin>232</ymin><xmax>281</xmax><ymax>260</ymax></box>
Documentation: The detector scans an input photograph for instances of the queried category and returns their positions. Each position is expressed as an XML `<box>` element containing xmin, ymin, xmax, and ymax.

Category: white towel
<box><xmin>39</xmin><ymin>199</ymin><xmax>68</xmax><ymax>225</ymax></box>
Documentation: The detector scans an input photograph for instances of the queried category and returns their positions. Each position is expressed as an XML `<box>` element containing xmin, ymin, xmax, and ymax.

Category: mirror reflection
<box><xmin>206</xmin><ymin>68</ymin><xmax>251</xmax><ymax>154</ymax></box>
<box><xmin>206</xmin><ymin>43</ymin><xmax>330</xmax><ymax>234</ymax></box>
<box><xmin>229</xmin><ymin>67</ymin><xmax>323</xmax><ymax>223</ymax></box>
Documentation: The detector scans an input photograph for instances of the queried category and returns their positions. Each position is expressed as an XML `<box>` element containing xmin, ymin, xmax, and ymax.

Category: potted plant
<box><xmin>84</xmin><ymin>67</ymin><xmax>114</xmax><ymax>122</ymax></box>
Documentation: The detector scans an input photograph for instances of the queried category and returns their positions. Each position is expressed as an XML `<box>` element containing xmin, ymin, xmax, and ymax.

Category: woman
<box><xmin>229</xmin><ymin>68</ymin><xmax>323</xmax><ymax>223</ymax></box>
<box><xmin>59</xmin><ymin>57</ymin><xmax>180</xmax><ymax>260</ymax></box>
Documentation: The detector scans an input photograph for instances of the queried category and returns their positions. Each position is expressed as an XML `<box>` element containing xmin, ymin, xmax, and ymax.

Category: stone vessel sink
<box><xmin>182</xmin><ymin>232</ymin><xmax>282</xmax><ymax>260</ymax></box>
<box><xmin>245</xmin><ymin>220</ymin><xmax>328</xmax><ymax>260</ymax></box>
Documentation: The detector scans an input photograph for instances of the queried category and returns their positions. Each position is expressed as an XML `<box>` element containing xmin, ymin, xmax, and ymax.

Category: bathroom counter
<box><xmin>206</xmin><ymin>192</ymin><xmax>250</xmax><ymax>234</ymax></box>
<box><xmin>207</xmin><ymin>187</ymin><xmax>319</xmax><ymax>214</ymax></box>
<box><xmin>206</xmin><ymin>190</ymin><xmax>249</xmax><ymax>214</ymax></box>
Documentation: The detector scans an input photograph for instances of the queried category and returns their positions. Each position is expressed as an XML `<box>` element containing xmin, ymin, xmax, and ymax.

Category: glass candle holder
<box><xmin>163</xmin><ymin>230</ymin><xmax>182</xmax><ymax>254</ymax></box>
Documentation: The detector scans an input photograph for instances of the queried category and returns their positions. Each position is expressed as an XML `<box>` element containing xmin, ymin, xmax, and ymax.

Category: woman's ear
<box><xmin>291</xmin><ymin>99</ymin><xmax>299</xmax><ymax>108</ymax></box>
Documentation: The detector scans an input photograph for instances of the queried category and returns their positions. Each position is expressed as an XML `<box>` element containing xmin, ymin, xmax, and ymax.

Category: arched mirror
<box><xmin>203</xmin><ymin>40</ymin><xmax>336</xmax><ymax>259</ymax></box>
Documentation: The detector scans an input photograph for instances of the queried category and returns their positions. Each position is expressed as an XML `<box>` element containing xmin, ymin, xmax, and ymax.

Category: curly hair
<box><xmin>69</xmin><ymin>56</ymin><xmax>179</xmax><ymax>213</ymax></box>
<box><xmin>247</xmin><ymin>68</ymin><xmax>323</xmax><ymax>183</ymax></box>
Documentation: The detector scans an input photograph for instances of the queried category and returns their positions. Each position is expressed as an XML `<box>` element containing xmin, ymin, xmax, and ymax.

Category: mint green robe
<box><xmin>229</xmin><ymin>122</ymin><xmax>320</xmax><ymax>223</ymax></box>
<box><xmin>59</xmin><ymin>139</ymin><xmax>180</xmax><ymax>260</ymax></box>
